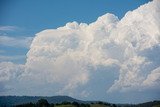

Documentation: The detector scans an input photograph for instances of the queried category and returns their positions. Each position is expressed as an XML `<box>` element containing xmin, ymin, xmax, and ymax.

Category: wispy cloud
<box><xmin>0</xmin><ymin>36</ymin><xmax>33</xmax><ymax>48</ymax></box>
<box><xmin>0</xmin><ymin>26</ymin><xmax>18</xmax><ymax>31</ymax></box>
<box><xmin>0</xmin><ymin>55</ymin><xmax>26</xmax><ymax>62</ymax></box>
<box><xmin>0</xmin><ymin>50</ymin><xmax>5</xmax><ymax>54</ymax></box>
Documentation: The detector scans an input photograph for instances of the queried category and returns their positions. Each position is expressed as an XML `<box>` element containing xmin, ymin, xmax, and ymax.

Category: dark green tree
<box><xmin>72</xmin><ymin>101</ymin><xmax>79</xmax><ymax>107</ymax></box>
<box><xmin>112</xmin><ymin>104</ymin><xmax>117</xmax><ymax>107</ymax></box>
<box><xmin>16</xmin><ymin>102</ymin><xmax>35</xmax><ymax>107</ymax></box>
<box><xmin>61</xmin><ymin>101</ymin><xmax>71</xmax><ymax>105</ymax></box>
<box><xmin>36</xmin><ymin>99</ymin><xmax>49</xmax><ymax>107</ymax></box>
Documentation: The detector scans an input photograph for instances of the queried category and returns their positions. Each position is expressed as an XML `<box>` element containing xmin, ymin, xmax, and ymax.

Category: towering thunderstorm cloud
<box><xmin>0</xmin><ymin>0</ymin><xmax>160</xmax><ymax>101</ymax></box>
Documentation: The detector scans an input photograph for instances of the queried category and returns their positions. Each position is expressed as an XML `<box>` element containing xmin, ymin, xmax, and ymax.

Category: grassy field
<box><xmin>90</xmin><ymin>104</ymin><xmax>110</xmax><ymax>107</ymax></box>
<box><xmin>55</xmin><ymin>104</ymin><xmax>76</xmax><ymax>107</ymax></box>
<box><xmin>54</xmin><ymin>104</ymin><xmax>110</xmax><ymax>107</ymax></box>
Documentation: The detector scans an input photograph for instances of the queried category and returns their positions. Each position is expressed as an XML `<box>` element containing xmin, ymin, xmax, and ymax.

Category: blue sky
<box><xmin>1</xmin><ymin>0</ymin><xmax>160</xmax><ymax>104</ymax></box>
<box><xmin>1</xmin><ymin>0</ymin><xmax>149</xmax><ymax>33</ymax></box>
<box><xmin>0</xmin><ymin>0</ymin><xmax>150</xmax><ymax>63</ymax></box>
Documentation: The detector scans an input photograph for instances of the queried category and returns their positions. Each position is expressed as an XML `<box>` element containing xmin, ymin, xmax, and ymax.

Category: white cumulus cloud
<box><xmin>24</xmin><ymin>0</ymin><xmax>160</xmax><ymax>95</ymax></box>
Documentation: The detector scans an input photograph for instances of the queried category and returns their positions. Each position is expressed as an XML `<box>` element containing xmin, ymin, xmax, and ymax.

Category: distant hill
<box><xmin>0</xmin><ymin>96</ymin><xmax>87</xmax><ymax>106</ymax></box>
<box><xmin>134</xmin><ymin>101</ymin><xmax>160</xmax><ymax>107</ymax></box>
<box><xmin>0</xmin><ymin>96</ymin><xmax>160</xmax><ymax>107</ymax></box>
<box><xmin>117</xmin><ymin>101</ymin><xmax>160</xmax><ymax>107</ymax></box>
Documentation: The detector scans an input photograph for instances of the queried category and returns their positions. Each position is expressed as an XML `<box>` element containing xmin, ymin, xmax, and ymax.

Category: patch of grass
<box><xmin>90</xmin><ymin>104</ymin><xmax>109</xmax><ymax>107</ymax></box>
<box><xmin>55</xmin><ymin>104</ymin><xmax>76</xmax><ymax>107</ymax></box>
<box><xmin>153</xmin><ymin>105</ymin><xmax>160</xmax><ymax>107</ymax></box>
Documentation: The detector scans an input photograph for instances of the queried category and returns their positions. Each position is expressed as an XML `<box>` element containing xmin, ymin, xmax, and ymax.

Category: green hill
<box><xmin>0</xmin><ymin>96</ymin><xmax>160</xmax><ymax>107</ymax></box>
<box><xmin>0</xmin><ymin>96</ymin><xmax>86</xmax><ymax>106</ymax></box>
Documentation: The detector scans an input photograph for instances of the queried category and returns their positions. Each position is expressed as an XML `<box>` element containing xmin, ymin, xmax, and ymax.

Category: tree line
<box><xmin>15</xmin><ymin>99</ymin><xmax>114</xmax><ymax>107</ymax></box>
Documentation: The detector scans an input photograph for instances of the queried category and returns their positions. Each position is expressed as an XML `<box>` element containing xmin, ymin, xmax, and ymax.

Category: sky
<box><xmin>0</xmin><ymin>0</ymin><xmax>160</xmax><ymax>104</ymax></box>
<box><xmin>0</xmin><ymin>0</ymin><xmax>150</xmax><ymax>63</ymax></box>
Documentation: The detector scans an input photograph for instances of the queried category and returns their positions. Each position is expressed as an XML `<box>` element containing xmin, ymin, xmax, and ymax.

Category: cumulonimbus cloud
<box><xmin>0</xmin><ymin>0</ymin><xmax>160</xmax><ymax>97</ymax></box>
